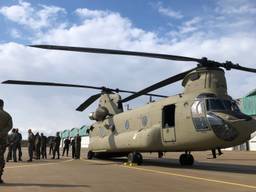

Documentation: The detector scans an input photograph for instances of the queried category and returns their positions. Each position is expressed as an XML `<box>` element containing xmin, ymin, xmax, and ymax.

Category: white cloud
<box><xmin>179</xmin><ymin>17</ymin><xmax>201</xmax><ymax>34</ymax></box>
<box><xmin>75</xmin><ymin>8</ymin><xmax>109</xmax><ymax>18</ymax></box>
<box><xmin>0</xmin><ymin>0</ymin><xmax>66</xmax><ymax>30</ymax></box>
<box><xmin>10</xmin><ymin>29</ymin><xmax>22</xmax><ymax>38</ymax></box>
<box><xmin>216</xmin><ymin>0</ymin><xmax>256</xmax><ymax>15</ymax></box>
<box><xmin>156</xmin><ymin>3</ymin><xmax>183</xmax><ymax>19</ymax></box>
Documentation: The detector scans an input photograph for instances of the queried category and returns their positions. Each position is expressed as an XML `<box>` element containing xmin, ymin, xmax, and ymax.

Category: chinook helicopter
<box><xmin>3</xmin><ymin>45</ymin><xmax>256</xmax><ymax>166</ymax></box>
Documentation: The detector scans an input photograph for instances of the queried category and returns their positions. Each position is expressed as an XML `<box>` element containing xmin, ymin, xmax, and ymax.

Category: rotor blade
<box><xmin>223</xmin><ymin>62</ymin><xmax>256</xmax><ymax>73</ymax></box>
<box><xmin>122</xmin><ymin>67</ymin><xmax>197</xmax><ymax>103</ymax></box>
<box><xmin>2</xmin><ymin>80</ymin><xmax>167</xmax><ymax>98</ymax></box>
<box><xmin>76</xmin><ymin>93</ymin><xmax>101</xmax><ymax>111</ymax></box>
<box><xmin>29</xmin><ymin>45</ymin><xmax>201</xmax><ymax>62</ymax></box>
<box><xmin>2</xmin><ymin>80</ymin><xmax>103</xmax><ymax>90</ymax></box>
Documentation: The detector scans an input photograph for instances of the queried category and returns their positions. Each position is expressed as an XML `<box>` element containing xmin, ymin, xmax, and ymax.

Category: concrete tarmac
<box><xmin>1</xmin><ymin>150</ymin><xmax>256</xmax><ymax>192</ymax></box>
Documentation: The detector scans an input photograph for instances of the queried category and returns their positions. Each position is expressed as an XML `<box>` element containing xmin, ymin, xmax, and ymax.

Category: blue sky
<box><xmin>0</xmin><ymin>0</ymin><xmax>256</xmax><ymax>135</ymax></box>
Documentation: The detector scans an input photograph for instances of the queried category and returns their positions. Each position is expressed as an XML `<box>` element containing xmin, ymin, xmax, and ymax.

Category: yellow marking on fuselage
<box><xmin>81</xmin><ymin>158</ymin><xmax>256</xmax><ymax>190</ymax></box>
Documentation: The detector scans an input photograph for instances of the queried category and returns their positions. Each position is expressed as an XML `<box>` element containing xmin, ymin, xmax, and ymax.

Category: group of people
<box><xmin>6</xmin><ymin>128</ymin><xmax>22</xmax><ymax>162</ymax></box>
<box><xmin>62</xmin><ymin>134</ymin><xmax>82</xmax><ymax>159</ymax></box>
<box><xmin>5</xmin><ymin>128</ymin><xmax>82</xmax><ymax>163</ymax></box>
<box><xmin>27</xmin><ymin>129</ymin><xmax>49</xmax><ymax>162</ymax></box>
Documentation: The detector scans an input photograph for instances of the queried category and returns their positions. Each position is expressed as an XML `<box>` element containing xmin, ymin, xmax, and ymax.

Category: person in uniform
<box><xmin>52</xmin><ymin>133</ymin><xmax>61</xmax><ymax>159</ymax></box>
<box><xmin>27</xmin><ymin>129</ymin><xmax>35</xmax><ymax>162</ymax></box>
<box><xmin>40</xmin><ymin>133</ymin><xmax>47</xmax><ymax>159</ymax></box>
<box><xmin>16</xmin><ymin>129</ymin><xmax>22</xmax><ymax>161</ymax></box>
<box><xmin>34</xmin><ymin>132</ymin><xmax>41</xmax><ymax>160</ymax></box>
<box><xmin>11</xmin><ymin>129</ymin><xmax>19</xmax><ymax>162</ymax></box>
<box><xmin>62</xmin><ymin>137</ymin><xmax>70</xmax><ymax>157</ymax></box>
<box><xmin>6</xmin><ymin>132</ymin><xmax>13</xmax><ymax>162</ymax></box>
<box><xmin>211</xmin><ymin>147</ymin><xmax>223</xmax><ymax>158</ymax></box>
<box><xmin>0</xmin><ymin>99</ymin><xmax>13</xmax><ymax>184</ymax></box>
<box><xmin>6</xmin><ymin>129</ymin><xmax>18</xmax><ymax>162</ymax></box>
<box><xmin>71</xmin><ymin>138</ymin><xmax>75</xmax><ymax>159</ymax></box>
<box><xmin>75</xmin><ymin>134</ymin><xmax>81</xmax><ymax>159</ymax></box>
<box><xmin>48</xmin><ymin>137</ymin><xmax>54</xmax><ymax>155</ymax></box>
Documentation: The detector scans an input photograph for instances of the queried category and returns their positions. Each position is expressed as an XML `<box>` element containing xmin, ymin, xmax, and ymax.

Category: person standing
<box><xmin>48</xmin><ymin>137</ymin><xmax>54</xmax><ymax>155</ymax></box>
<box><xmin>71</xmin><ymin>138</ymin><xmax>75</xmax><ymax>159</ymax></box>
<box><xmin>40</xmin><ymin>133</ymin><xmax>47</xmax><ymax>159</ymax></box>
<box><xmin>75</xmin><ymin>134</ymin><xmax>81</xmax><ymax>159</ymax></box>
<box><xmin>7</xmin><ymin>129</ymin><xmax>18</xmax><ymax>162</ymax></box>
<box><xmin>27</xmin><ymin>129</ymin><xmax>35</xmax><ymax>162</ymax></box>
<box><xmin>62</xmin><ymin>137</ymin><xmax>70</xmax><ymax>157</ymax></box>
<box><xmin>16</xmin><ymin>129</ymin><xmax>22</xmax><ymax>161</ymax></box>
<box><xmin>52</xmin><ymin>133</ymin><xmax>61</xmax><ymax>159</ymax></box>
<box><xmin>6</xmin><ymin>133</ymin><xmax>13</xmax><ymax>162</ymax></box>
<box><xmin>11</xmin><ymin>129</ymin><xmax>19</xmax><ymax>162</ymax></box>
<box><xmin>0</xmin><ymin>99</ymin><xmax>13</xmax><ymax>184</ymax></box>
<box><xmin>34</xmin><ymin>132</ymin><xmax>41</xmax><ymax>160</ymax></box>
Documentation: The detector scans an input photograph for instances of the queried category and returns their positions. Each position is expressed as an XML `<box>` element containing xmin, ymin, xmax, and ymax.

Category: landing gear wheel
<box><xmin>87</xmin><ymin>151</ymin><xmax>94</xmax><ymax>159</ymax></box>
<box><xmin>127</xmin><ymin>152</ymin><xmax>143</xmax><ymax>165</ymax></box>
<box><xmin>179</xmin><ymin>153</ymin><xmax>194</xmax><ymax>166</ymax></box>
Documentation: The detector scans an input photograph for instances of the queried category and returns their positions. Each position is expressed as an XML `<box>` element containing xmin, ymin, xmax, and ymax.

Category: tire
<box><xmin>87</xmin><ymin>151</ymin><xmax>94</xmax><ymax>159</ymax></box>
<box><xmin>135</xmin><ymin>153</ymin><xmax>143</xmax><ymax>165</ymax></box>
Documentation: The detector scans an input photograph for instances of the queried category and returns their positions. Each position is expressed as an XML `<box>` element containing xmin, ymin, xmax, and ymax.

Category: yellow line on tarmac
<box><xmin>5</xmin><ymin>159</ymin><xmax>73</xmax><ymax>169</ymax></box>
<box><xmin>81</xmin><ymin>158</ymin><xmax>256</xmax><ymax>190</ymax></box>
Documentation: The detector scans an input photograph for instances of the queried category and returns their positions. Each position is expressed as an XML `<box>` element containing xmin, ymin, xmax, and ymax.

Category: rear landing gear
<box><xmin>87</xmin><ymin>151</ymin><xmax>94</xmax><ymax>159</ymax></box>
<box><xmin>179</xmin><ymin>153</ymin><xmax>194</xmax><ymax>166</ymax></box>
<box><xmin>127</xmin><ymin>152</ymin><xmax>143</xmax><ymax>165</ymax></box>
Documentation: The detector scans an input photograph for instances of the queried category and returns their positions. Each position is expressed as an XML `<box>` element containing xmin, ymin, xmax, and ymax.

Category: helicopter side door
<box><xmin>162</xmin><ymin>104</ymin><xmax>176</xmax><ymax>142</ymax></box>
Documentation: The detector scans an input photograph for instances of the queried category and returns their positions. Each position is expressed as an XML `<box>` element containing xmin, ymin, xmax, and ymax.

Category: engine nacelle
<box><xmin>89</xmin><ymin>106</ymin><xmax>109</xmax><ymax>121</ymax></box>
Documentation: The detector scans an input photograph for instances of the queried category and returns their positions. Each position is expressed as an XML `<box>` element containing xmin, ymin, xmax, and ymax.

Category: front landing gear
<box><xmin>127</xmin><ymin>152</ymin><xmax>143</xmax><ymax>165</ymax></box>
<box><xmin>179</xmin><ymin>153</ymin><xmax>194</xmax><ymax>166</ymax></box>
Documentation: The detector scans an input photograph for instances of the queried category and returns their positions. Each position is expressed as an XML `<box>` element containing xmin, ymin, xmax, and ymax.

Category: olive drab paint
<box><xmin>88</xmin><ymin>68</ymin><xmax>256</xmax><ymax>153</ymax></box>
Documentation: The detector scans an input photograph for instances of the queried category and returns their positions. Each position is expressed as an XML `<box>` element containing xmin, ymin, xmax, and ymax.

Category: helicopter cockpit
<box><xmin>191</xmin><ymin>93</ymin><xmax>251</xmax><ymax>141</ymax></box>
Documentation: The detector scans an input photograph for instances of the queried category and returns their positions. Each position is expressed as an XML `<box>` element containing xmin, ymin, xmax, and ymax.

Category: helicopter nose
<box><xmin>228</xmin><ymin>118</ymin><xmax>256</xmax><ymax>139</ymax></box>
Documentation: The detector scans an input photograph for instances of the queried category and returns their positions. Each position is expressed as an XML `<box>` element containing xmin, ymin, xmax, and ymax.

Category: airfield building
<box><xmin>60</xmin><ymin>125</ymin><xmax>90</xmax><ymax>148</ymax></box>
<box><xmin>238</xmin><ymin>89</ymin><xmax>256</xmax><ymax>151</ymax></box>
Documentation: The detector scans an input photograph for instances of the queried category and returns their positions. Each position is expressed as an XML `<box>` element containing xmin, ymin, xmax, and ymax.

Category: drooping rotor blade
<box><xmin>122</xmin><ymin>67</ymin><xmax>197</xmax><ymax>103</ymax></box>
<box><xmin>220</xmin><ymin>62</ymin><xmax>256</xmax><ymax>73</ymax></box>
<box><xmin>2</xmin><ymin>80</ymin><xmax>167</xmax><ymax>98</ymax></box>
<box><xmin>29</xmin><ymin>45</ymin><xmax>201</xmax><ymax>62</ymax></box>
<box><xmin>2</xmin><ymin>80</ymin><xmax>103</xmax><ymax>90</ymax></box>
<box><xmin>76</xmin><ymin>93</ymin><xmax>101</xmax><ymax>111</ymax></box>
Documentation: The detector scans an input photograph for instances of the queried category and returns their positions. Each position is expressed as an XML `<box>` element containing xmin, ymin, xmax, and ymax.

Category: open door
<box><xmin>162</xmin><ymin>104</ymin><xmax>176</xmax><ymax>142</ymax></box>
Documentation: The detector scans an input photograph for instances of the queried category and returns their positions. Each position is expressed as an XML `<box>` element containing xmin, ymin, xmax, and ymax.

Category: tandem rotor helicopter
<box><xmin>3</xmin><ymin>45</ymin><xmax>256</xmax><ymax>166</ymax></box>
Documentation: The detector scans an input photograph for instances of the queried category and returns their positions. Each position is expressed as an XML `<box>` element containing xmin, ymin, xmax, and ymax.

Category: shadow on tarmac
<box><xmin>1</xmin><ymin>183</ymin><xmax>90</xmax><ymax>188</ymax></box>
<box><xmin>88</xmin><ymin>157</ymin><xmax>256</xmax><ymax>175</ymax></box>
<box><xmin>142</xmin><ymin>158</ymin><xmax>256</xmax><ymax>175</ymax></box>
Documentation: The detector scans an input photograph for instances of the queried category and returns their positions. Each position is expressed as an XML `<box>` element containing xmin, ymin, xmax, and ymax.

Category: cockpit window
<box><xmin>206</xmin><ymin>99</ymin><xmax>226</xmax><ymax>111</ymax></box>
<box><xmin>206</xmin><ymin>98</ymin><xmax>241</xmax><ymax>112</ymax></box>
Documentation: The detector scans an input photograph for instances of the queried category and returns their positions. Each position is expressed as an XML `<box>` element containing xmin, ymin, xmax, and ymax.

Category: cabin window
<box><xmin>141</xmin><ymin>116</ymin><xmax>148</xmax><ymax>127</ymax></box>
<box><xmin>162</xmin><ymin>105</ymin><xmax>175</xmax><ymax>128</ymax></box>
<box><xmin>124</xmin><ymin>120</ymin><xmax>129</xmax><ymax>129</ymax></box>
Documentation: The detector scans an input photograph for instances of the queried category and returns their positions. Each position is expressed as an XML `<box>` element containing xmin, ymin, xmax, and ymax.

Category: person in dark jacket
<box><xmin>27</xmin><ymin>129</ymin><xmax>35</xmax><ymax>162</ymax></box>
<box><xmin>75</xmin><ymin>134</ymin><xmax>81</xmax><ymax>159</ymax></box>
<box><xmin>62</xmin><ymin>138</ymin><xmax>70</xmax><ymax>157</ymax></box>
<box><xmin>0</xmin><ymin>99</ymin><xmax>13</xmax><ymax>184</ymax></box>
<box><xmin>16</xmin><ymin>129</ymin><xmax>22</xmax><ymax>161</ymax></box>
<box><xmin>71</xmin><ymin>138</ymin><xmax>75</xmax><ymax>159</ymax></box>
<box><xmin>34</xmin><ymin>132</ymin><xmax>41</xmax><ymax>160</ymax></box>
<box><xmin>7</xmin><ymin>129</ymin><xmax>18</xmax><ymax>162</ymax></box>
<box><xmin>48</xmin><ymin>137</ymin><xmax>54</xmax><ymax>155</ymax></box>
<box><xmin>6</xmin><ymin>134</ymin><xmax>12</xmax><ymax>162</ymax></box>
<box><xmin>52</xmin><ymin>133</ymin><xmax>61</xmax><ymax>159</ymax></box>
<box><xmin>40</xmin><ymin>133</ymin><xmax>47</xmax><ymax>159</ymax></box>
